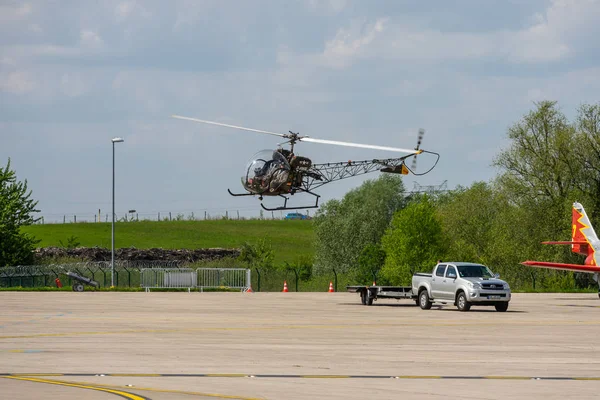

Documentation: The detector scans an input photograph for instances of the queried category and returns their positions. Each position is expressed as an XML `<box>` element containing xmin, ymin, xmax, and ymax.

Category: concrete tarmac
<box><xmin>1</xmin><ymin>292</ymin><xmax>599</xmax><ymax>399</ymax></box>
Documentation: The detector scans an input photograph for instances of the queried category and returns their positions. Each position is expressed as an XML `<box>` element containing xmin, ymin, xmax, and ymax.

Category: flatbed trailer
<box><xmin>347</xmin><ymin>285</ymin><xmax>417</xmax><ymax>306</ymax></box>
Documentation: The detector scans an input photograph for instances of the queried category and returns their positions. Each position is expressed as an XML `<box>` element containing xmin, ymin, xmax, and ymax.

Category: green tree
<box><xmin>380</xmin><ymin>195</ymin><xmax>445</xmax><ymax>285</ymax></box>
<box><xmin>313</xmin><ymin>174</ymin><xmax>407</xmax><ymax>275</ymax></box>
<box><xmin>436</xmin><ymin>182</ymin><xmax>506</xmax><ymax>264</ymax></box>
<box><xmin>573</xmin><ymin>102</ymin><xmax>600</xmax><ymax>220</ymax></box>
<box><xmin>237</xmin><ymin>238</ymin><xmax>275</xmax><ymax>271</ymax></box>
<box><xmin>494</xmin><ymin>101</ymin><xmax>578</xmax><ymax>205</ymax></box>
<box><xmin>351</xmin><ymin>243</ymin><xmax>386</xmax><ymax>285</ymax></box>
<box><xmin>0</xmin><ymin>159</ymin><xmax>40</xmax><ymax>266</ymax></box>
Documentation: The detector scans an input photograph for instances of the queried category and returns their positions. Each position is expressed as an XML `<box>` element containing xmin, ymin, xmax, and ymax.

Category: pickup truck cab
<box><xmin>412</xmin><ymin>262</ymin><xmax>511</xmax><ymax>312</ymax></box>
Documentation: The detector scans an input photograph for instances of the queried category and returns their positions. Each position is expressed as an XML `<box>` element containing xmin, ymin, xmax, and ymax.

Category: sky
<box><xmin>2</xmin><ymin>0</ymin><xmax>600</xmax><ymax>222</ymax></box>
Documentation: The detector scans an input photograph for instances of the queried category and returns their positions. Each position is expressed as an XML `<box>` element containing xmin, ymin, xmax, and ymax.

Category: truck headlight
<box><xmin>503</xmin><ymin>283</ymin><xmax>510</xmax><ymax>290</ymax></box>
<box><xmin>468</xmin><ymin>282</ymin><xmax>481</xmax><ymax>289</ymax></box>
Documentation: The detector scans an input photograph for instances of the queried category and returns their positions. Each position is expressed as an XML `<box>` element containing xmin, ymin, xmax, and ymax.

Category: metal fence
<box><xmin>0</xmin><ymin>262</ymin><xmax>348</xmax><ymax>292</ymax></box>
<box><xmin>140</xmin><ymin>268</ymin><xmax>196</xmax><ymax>292</ymax></box>
<box><xmin>197</xmin><ymin>268</ymin><xmax>251</xmax><ymax>292</ymax></box>
<box><xmin>0</xmin><ymin>263</ymin><xmax>251</xmax><ymax>292</ymax></box>
<box><xmin>0</xmin><ymin>261</ymin><xmax>185</xmax><ymax>289</ymax></box>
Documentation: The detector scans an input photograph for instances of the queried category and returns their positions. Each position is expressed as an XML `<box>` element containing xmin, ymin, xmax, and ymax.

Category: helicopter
<box><xmin>172</xmin><ymin>115</ymin><xmax>440</xmax><ymax>211</ymax></box>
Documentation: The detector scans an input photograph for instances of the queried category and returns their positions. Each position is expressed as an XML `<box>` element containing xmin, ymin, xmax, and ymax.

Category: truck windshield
<box><xmin>457</xmin><ymin>265</ymin><xmax>494</xmax><ymax>278</ymax></box>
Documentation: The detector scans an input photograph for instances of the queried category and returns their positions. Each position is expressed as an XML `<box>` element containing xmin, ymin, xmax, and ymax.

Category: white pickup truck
<box><xmin>412</xmin><ymin>262</ymin><xmax>511</xmax><ymax>312</ymax></box>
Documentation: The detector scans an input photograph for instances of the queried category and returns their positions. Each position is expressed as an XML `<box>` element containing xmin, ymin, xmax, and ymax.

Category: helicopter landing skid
<box><xmin>260</xmin><ymin>191</ymin><xmax>320</xmax><ymax>211</ymax></box>
<box><xmin>228</xmin><ymin>188</ymin><xmax>269</xmax><ymax>200</ymax></box>
<box><xmin>228</xmin><ymin>189</ymin><xmax>256</xmax><ymax>197</ymax></box>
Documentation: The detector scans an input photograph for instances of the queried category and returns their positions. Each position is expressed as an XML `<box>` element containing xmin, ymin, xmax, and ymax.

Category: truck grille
<box><xmin>481</xmin><ymin>283</ymin><xmax>504</xmax><ymax>290</ymax></box>
<box><xmin>480</xmin><ymin>293</ymin><xmax>507</xmax><ymax>298</ymax></box>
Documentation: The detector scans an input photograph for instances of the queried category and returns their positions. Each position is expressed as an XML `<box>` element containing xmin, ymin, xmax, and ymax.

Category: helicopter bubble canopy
<box><xmin>242</xmin><ymin>149</ymin><xmax>291</xmax><ymax>194</ymax></box>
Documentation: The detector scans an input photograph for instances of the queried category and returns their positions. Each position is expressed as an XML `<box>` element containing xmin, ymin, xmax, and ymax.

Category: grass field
<box><xmin>21</xmin><ymin>220</ymin><xmax>315</xmax><ymax>264</ymax></box>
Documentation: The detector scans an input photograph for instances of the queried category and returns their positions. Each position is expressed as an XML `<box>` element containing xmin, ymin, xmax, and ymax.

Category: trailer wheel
<box><xmin>360</xmin><ymin>291</ymin><xmax>367</xmax><ymax>305</ymax></box>
<box><xmin>72</xmin><ymin>283</ymin><xmax>84</xmax><ymax>292</ymax></box>
<box><xmin>366</xmin><ymin>294</ymin><xmax>373</xmax><ymax>306</ymax></box>
<box><xmin>419</xmin><ymin>289</ymin><xmax>432</xmax><ymax>310</ymax></box>
<box><xmin>456</xmin><ymin>292</ymin><xmax>471</xmax><ymax>312</ymax></box>
<box><xmin>495</xmin><ymin>302</ymin><xmax>509</xmax><ymax>312</ymax></box>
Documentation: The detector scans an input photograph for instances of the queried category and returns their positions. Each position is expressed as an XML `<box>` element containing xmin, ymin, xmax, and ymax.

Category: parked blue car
<box><xmin>285</xmin><ymin>212</ymin><xmax>310</xmax><ymax>220</ymax></box>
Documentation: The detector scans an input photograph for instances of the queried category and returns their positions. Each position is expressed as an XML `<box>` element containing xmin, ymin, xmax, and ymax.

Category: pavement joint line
<box><xmin>2</xmin><ymin>373</ymin><xmax>599</xmax><ymax>380</ymax></box>
<box><xmin>3</xmin><ymin>320</ymin><xmax>600</xmax><ymax>340</ymax></box>
<box><xmin>0</xmin><ymin>376</ymin><xmax>149</xmax><ymax>400</ymax></box>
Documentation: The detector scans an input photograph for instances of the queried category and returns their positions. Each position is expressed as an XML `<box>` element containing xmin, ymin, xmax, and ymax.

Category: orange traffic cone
<box><xmin>245</xmin><ymin>285</ymin><xmax>253</xmax><ymax>293</ymax></box>
<box><xmin>282</xmin><ymin>280</ymin><xmax>289</xmax><ymax>292</ymax></box>
<box><xmin>328</xmin><ymin>281</ymin><xmax>334</xmax><ymax>293</ymax></box>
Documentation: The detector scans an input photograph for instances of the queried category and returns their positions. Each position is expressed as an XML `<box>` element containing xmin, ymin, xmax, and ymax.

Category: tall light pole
<box><xmin>111</xmin><ymin>137</ymin><xmax>124</xmax><ymax>287</ymax></box>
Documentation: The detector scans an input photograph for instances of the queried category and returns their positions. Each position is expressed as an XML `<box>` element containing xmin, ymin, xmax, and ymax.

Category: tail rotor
<box><xmin>411</xmin><ymin>128</ymin><xmax>425</xmax><ymax>172</ymax></box>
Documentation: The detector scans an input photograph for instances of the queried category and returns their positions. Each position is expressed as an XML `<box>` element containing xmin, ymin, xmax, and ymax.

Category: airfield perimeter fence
<box><xmin>0</xmin><ymin>262</ymin><xmax>351</xmax><ymax>292</ymax></box>
<box><xmin>0</xmin><ymin>261</ymin><xmax>185</xmax><ymax>289</ymax></box>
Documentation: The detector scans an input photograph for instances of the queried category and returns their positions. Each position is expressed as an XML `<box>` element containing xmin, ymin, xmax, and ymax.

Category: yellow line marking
<box><xmin>573</xmin><ymin>377</ymin><xmax>600</xmax><ymax>380</ymax></box>
<box><xmin>13</xmin><ymin>377</ymin><xmax>265</xmax><ymax>400</ymax></box>
<box><xmin>1</xmin><ymin>376</ymin><xmax>146</xmax><ymax>400</ymax></box>
<box><xmin>483</xmin><ymin>376</ymin><xmax>531</xmax><ymax>380</ymax></box>
<box><xmin>3</xmin><ymin>319</ymin><xmax>600</xmax><ymax>340</ymax></box>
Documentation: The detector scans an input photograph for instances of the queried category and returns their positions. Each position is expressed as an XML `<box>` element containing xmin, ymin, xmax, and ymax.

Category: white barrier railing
<box><xmin>140</xmin><ymin>268</ymin><xmax>251</xmax><ymax>292</ymax></box>
<box><xmin>196</xmin><ymin>268</ymin><xmax>251</xmax><ymax>292</ymax></box>
<box><xmin>140</xmin><ymin>268</ymin><xmax>196</xmax><ymax>292</ymax></box>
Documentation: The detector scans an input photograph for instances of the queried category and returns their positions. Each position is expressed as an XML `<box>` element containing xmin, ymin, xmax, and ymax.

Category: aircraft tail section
<box><xmin>522</xmin><ymin>202</ymin><xmax>599</xmax><ymax>270</ymax></box>
<box><xmin>571</xmin><ymin>202</ymin><xmax>598</xmax><ymax>257</ymax></box>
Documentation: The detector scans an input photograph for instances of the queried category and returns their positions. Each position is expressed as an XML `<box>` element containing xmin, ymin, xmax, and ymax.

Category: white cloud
<box><xmin>173</xmin><ymin>0</ymin><xmax>213</xmax><ymax>31</ymax></box>
<box><xmin>1</xmin><ymin>57</ymin><xmax>16</xmax><ymax>66</ymax></box>
<box><xmin>80</xmin><ymin>30</ymin><xmax>104</xmax><ymax>48</ymax></box>
<box><xmin>307</xmin><ymin>0</ymin><xmax>348</xmax><ymax>15</ymax></box>
<box><xmin>282</xmin><ymin>0</ymin><xmax>599</xmax><ymax>69</ymax></box>
<box><xmin>0</xmin><ymin>71</ymin><xmax>35</xmax><ymax>94</ymax></box>
<box><xmin>28</xmin><ymin>23</ymin><xmax>42</xmax><ymax>33</ymax></box>
<box><xmin>0</xmin><ymin>3</ymin><xmax>32</xmax><ymax>19</ymax></box>
<box><xmin>115</xmin><ymin>1</ymin><xmax>151</xmax><ymax>21</ymax></box>
<box><xmin>116</xmin><ymin>1</ymin><xmax>135</xmax><ymax>18</ymax></box>
<box><xmin>322</xmin><ymin>18</ymin><xmax>387</xmax><ymax>68</ymax></box>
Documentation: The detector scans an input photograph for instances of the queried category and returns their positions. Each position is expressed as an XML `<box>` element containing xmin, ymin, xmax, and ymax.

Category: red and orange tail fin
<box><xmin>571</xmin><ymin>202</ymin><xmax>597</xmax><ymax>256</ymax></box>
<box><xmin>571</xmin><ymin>202</ymin><xmax>599</xmax><ymax>265</ymax></box>
<box><xmin>524</xmin><ymin>203</ymin><xmax>600</xmax><ymax>270</ymax></box>
<box><xmin>539</xmin><ymin>203</ymin><xmax>598</xmax><ymax>265</ymax></box>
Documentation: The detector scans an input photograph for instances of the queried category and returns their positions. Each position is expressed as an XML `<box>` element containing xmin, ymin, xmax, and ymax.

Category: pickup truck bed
<box><xmin>347</xmin><ymin>285</ymin><xmax>416</xmax><ymax>306</ymax></box>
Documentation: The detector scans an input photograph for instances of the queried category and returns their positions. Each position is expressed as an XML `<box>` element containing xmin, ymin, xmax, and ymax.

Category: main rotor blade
<box><xmin>171</xmin><ymin>115</ymin><xmax>286</xmax><ymax>138</ymax></box>
<box><xmin>300</xmin><ymin>137</ymin><xmax>420</xmax><ymax>154</ymax></box>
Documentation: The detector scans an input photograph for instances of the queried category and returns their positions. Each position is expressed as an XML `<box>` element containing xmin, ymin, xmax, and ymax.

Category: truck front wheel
<box><xmin>456</xmin><ymin>292</ymin><xmax>471</xmax><ymax>312</ymax></box>
<box><xmin>495</xmin><ymin>302</ymin><xmax>509</xmax><ymax>312</ymax></box>
<box><xmin>419</xmin><ymin>290</ymin><xmax>432</xmax><ymax>310</ymax></box>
